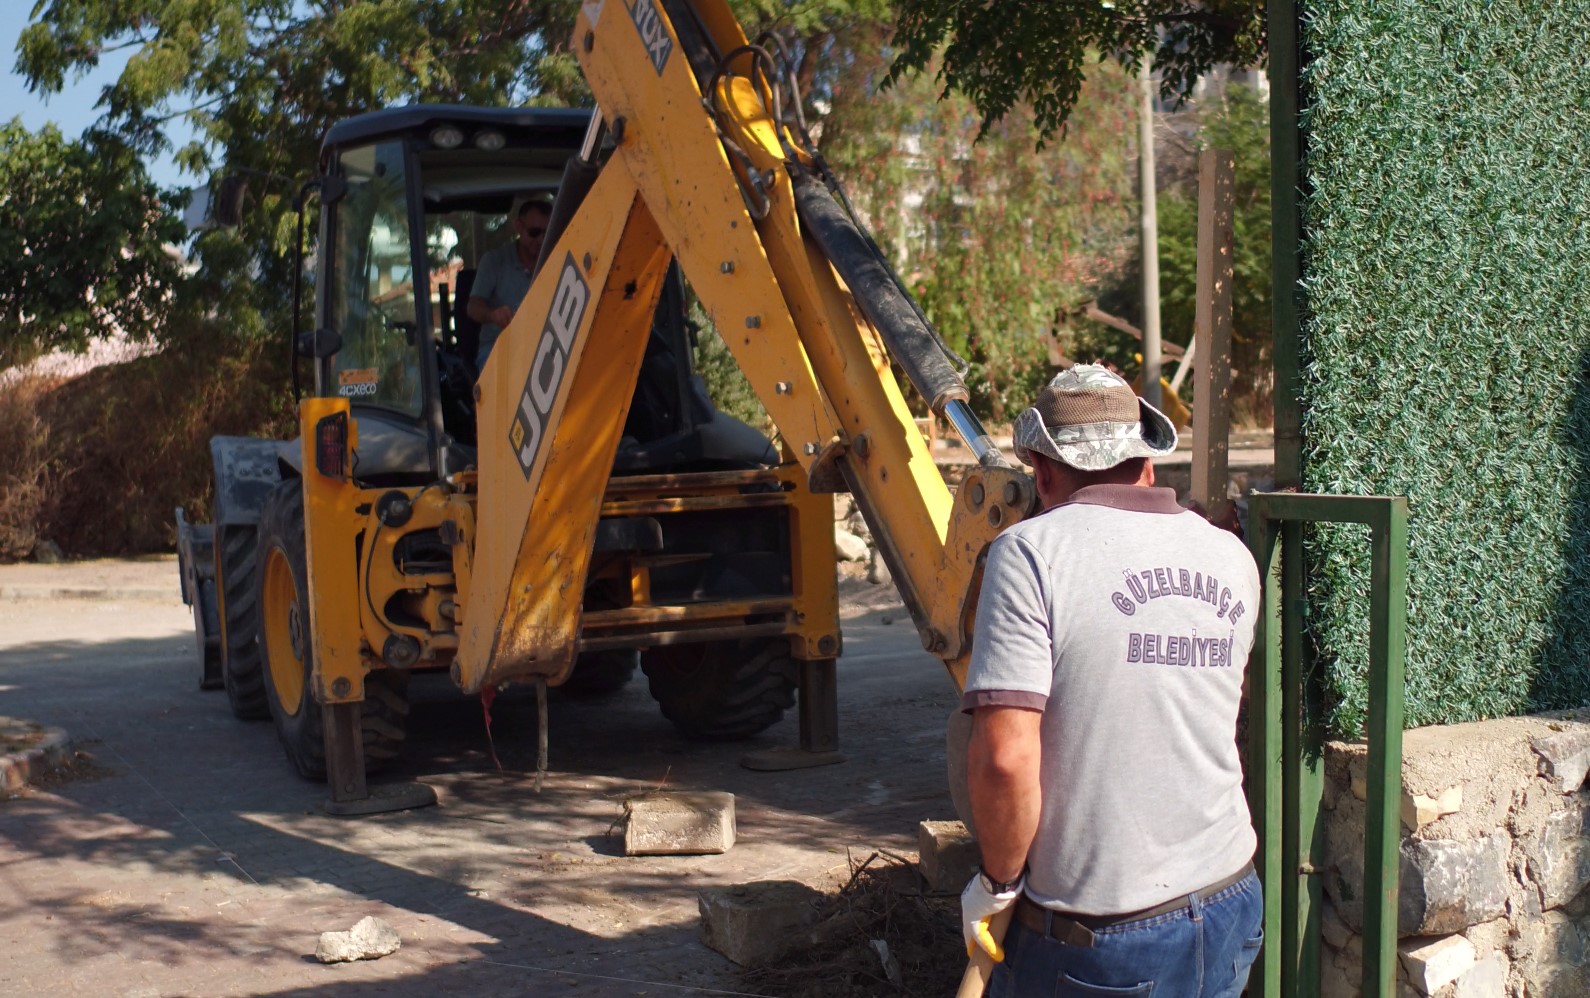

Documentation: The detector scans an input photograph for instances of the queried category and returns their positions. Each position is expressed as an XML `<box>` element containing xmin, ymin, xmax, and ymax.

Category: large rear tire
<box><xmin>641</xmin><ymin>638</ymin><xmax>797</xmax><ymax>740</ymax></box>
<box><xmin>256</xmin><ymin>481</ymin><xmax>410</xmax><ymax>780</ymax></box>
<box><xmin>218</xmin><ymin>524</ymin><xmax>269</xmax><ymax>719</ymax></box>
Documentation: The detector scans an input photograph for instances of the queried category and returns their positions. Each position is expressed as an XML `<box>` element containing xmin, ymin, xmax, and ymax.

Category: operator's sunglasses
<box><xmin>523</xmin><ymin>226</ymin><xmax>547</xmax><ymax>238</ymax></box>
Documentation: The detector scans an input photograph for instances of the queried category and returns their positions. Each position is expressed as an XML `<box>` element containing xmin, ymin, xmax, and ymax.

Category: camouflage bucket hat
<box><xmin>1012</xmin><ymin>364</ymin><xmax>1178</xmax><ymax>472</ymax></box>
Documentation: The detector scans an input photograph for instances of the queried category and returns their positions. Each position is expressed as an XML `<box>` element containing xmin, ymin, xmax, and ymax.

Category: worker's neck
<box><xmin>1037</xmin><ymin>459</ymin><xmax>1155</xmax><ymax>510</ymax></box>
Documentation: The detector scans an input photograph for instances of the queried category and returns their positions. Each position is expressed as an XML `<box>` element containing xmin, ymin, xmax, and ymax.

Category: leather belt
<box><xmin>1013</xmin><ymin>862</ymin><xmax>1256</xmax><ymax>949</ymax></box>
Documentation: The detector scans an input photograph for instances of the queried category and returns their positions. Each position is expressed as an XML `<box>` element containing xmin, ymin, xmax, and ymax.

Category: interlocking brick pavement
<box><xmin>0</xmin><ymin>579</ymin><xmax>954</xmax><ymax>997</ymax></box>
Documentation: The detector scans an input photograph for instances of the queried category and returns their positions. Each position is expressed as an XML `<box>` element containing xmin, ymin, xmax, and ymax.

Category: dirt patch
<box><xmin>738</xmin><ymin>852</ymin><xmax>964</xmax><ymax>998</ymax></box>
<box><xmin>10</xmin><ymin>743</ymin><xmax>116</xmax><ymax>795</ymax></box>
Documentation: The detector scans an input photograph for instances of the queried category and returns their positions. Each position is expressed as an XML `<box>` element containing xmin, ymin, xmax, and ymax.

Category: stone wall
<box><xmin>1319</xmin><ymin>709</ymin><xmax>1590</xmax><ymax>996</ymax></box>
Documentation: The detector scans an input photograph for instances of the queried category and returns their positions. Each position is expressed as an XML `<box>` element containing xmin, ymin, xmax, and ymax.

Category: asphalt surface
<box><xmin>0</xmin><ymin>559</ymin><xmax>951</xmax><ymax>997</ymax></box>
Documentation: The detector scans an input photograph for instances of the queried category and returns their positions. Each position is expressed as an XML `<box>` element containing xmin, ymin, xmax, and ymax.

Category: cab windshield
<box><xmin>328</xmin><ymin>141</ymin><xmax>424</xmax><ymax>417</ymax></box>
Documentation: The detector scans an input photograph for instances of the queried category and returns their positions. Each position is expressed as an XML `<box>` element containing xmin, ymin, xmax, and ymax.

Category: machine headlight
<box><xmin>429</xmin><ymin>125</ymin><xmax>465</xmax><ymax>149</ymax></box>
<box><xmin>473</xmin><ymin>129</ymin><xmax>506</xmax><ymax>152</ymax></box>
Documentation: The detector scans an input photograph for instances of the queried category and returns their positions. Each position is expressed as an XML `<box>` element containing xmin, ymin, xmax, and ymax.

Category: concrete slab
<box><xmin>918</xmin><ymin>819</ymin><xmax>978</xmax><ymax>893</ymax></box>
<box><xmin>623</xmin><ymin>791</ymin><xmax>736</xmax><ymax>855</ymax></box>
<box><xmin>0</xmin><ymin>717</ymin><xmax>72</xmax><ymax>792</ymax></box>
<box><xmin>698</xmin><ymin>880</ymin><xmax>822</xmax><ymax>967</ymax></box>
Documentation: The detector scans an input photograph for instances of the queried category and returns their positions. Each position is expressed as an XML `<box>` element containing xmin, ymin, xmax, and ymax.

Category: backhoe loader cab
<box><xmin>177</xmin><ymin>103</ymin><xmax>842</xmax><ymax>803</ymax></box>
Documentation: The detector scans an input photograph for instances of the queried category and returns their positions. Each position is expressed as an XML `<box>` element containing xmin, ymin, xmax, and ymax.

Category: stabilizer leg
<box><xmin>740</xmin><ymin>658</ymin><xmax>845</xmax><ymax>771</ymax></box>
<box><xmin>320</xmin><ymin>702</ymin><xmax>437</xmax><ymax>817</ymax></box>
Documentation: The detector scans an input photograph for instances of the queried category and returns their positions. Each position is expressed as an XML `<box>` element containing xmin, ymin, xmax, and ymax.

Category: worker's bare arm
<box><xmin>466</xmin><ymin>295</ymin><xmax>513</xmax><ymax>329</ymax></box>
<box><xmin>967</xmin><ymin>704</ymin><xmax>1044</xmax><ymax>885</ymax></box>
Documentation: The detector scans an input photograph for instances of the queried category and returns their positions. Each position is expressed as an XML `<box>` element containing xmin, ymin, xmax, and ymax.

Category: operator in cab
<box><xmin>959</xmin><ymin>364</ymin><xmax>1263</xmax><ymax>997</ymax></box>
<box><xmin>467</xmin><ymin>196</ymin><xmax>552</xmax><ymax>369</ymax></box>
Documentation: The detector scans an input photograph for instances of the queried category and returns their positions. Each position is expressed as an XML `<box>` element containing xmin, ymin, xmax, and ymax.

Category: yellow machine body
<box><xmin>187</xmin><ymin>0</ymin><xmax>1035</xmax><ymax>796</ymax></box>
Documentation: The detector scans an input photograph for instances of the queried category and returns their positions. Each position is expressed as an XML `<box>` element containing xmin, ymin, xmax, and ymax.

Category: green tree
<box><xmin>0</xmin><ymin>120</ymin><xmax>187</xmax><ymax>369</ymax></box>
<box><xmin>1155</xmin><ymin>82</ymin><xmax>1272</xmax><ymax>423</ymax></box>
<box><xmin>16</xmin><ymin>0</ymin><xmax>592</xmax><ymax>352</ymax></box>
<box><xmin>887</xmin><ymin>0</ymin><xmax>1266</xmax><ymax>144</ymax></box>
<box><xmin>14</xmin><ymin>1</ymin><xmax>893</xmax><ymax>349</ymax></box>
<box><xmin>822</xmin><ymin>46</ymin><xmax>1141</xmax><ymax>419</ymax></box>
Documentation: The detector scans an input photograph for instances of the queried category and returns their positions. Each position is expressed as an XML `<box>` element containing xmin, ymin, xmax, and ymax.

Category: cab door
<box><xmin>317</xmin><ymin>139</ymin><xmax>446</xmax><ymax>480</ymax></box>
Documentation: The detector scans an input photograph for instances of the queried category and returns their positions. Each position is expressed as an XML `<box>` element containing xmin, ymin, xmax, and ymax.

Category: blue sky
<box><xmin>0</xmin><ymin>6</ymin><xmax>196</xmax><ymax>190</ymax></box>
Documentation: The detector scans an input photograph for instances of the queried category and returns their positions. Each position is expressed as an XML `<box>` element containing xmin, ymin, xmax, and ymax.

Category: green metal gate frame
<box><xmin>1247</xmin><ymin>493</ymin><xmax>1408</xmax><ymax>998</ymax></box>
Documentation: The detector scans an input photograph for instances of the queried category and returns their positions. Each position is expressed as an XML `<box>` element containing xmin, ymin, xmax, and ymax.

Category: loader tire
<box><xmin>560</xmin><ymin>650</ymin><xmax>639</xmax><ymax>697</ymax></box>
<box><xmin>256</xmin><ymin>481</ymin><xmax>410</xmax><ymax>781</ymax></box>
<box><xmin>641</xmin><ymin>637</ymin><xmax>797</xmax><ymax>740</ymax></box>
<box><xmin>218</xmin><ymin>524</ymin><xmax>269</xmax><ymax>719</ymax></box>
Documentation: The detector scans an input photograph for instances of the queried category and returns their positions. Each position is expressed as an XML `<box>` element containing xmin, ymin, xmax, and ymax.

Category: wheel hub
<box><xmin>287</xmin><ymin>602</ymin><xmax>305</xmax><ymax>663</ymax></box>
<box><xmin>263</xmin><ymin>546</ymin><xmax>307</xmax><ymax>717</ymax></box>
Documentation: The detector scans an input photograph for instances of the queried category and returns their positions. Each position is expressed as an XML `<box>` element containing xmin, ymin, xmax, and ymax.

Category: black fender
<box><xmin>210</xmin><ymin>436</ymin><xmax>297</xmax><ymax>527</ymax></box>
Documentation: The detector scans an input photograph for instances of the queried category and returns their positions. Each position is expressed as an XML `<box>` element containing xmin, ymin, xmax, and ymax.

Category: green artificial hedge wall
<box><xmin>1299</xmin><ymin>1</ymin><xmax>1590</xmax><ymax>734</ymax></box>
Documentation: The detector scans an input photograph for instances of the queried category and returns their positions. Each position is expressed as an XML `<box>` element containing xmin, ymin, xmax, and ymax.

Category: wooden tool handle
<box><xmin>954</xmin><ymin>906</ymin><xmax>1014</xmax><ymax>998</ymax></box>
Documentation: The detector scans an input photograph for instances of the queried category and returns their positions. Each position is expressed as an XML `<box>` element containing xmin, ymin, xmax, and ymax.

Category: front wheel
<box><xmin>641</xmin><ymin>638</ymin><xmax>797</xmax><ymax>740</ymax></box>
<box><xmin>255</xmin><ymin>480</ymin><xmax>409</xmax><ymax>780</ymax></box>
<box><xmin>218</xmin><ymin>524</ymin><xmax>268</xmax><ymax>718</ymax></box>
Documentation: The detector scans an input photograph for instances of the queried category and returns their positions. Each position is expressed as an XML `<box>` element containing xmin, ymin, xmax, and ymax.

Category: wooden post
<box><xmin>1191</xmin><ymin>148</ymin><xmax>1236</xmax><ymax>520</ymax></box>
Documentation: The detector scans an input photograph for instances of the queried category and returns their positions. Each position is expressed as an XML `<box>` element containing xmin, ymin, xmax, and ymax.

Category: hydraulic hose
<box><xmin>534</xmin><ymin>113</ymin><xmax>605</xmax><ymax>277</ymax></box>
<box><xmin>791</xmin><ymin>168</ymin><xmax>969</xmax><ymax>413</ymax></box>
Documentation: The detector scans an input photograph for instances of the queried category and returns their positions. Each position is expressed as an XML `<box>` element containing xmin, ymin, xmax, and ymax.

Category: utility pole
<box><xmin>1138</xmin><ymin>56</ymin><xmax>1163</xmax><ymax>408</ymax></box>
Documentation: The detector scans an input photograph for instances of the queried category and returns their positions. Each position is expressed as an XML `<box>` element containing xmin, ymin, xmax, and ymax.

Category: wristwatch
<box><xmin>980</xmin><ymin>868</ymin><xmax>1023</xmax><ymax>895</ymax></box>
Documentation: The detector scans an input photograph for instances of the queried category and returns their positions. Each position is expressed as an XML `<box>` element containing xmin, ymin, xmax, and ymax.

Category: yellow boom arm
<box><xmin>454</xmin><ymin>0</ymin><xmax>1035</xmax><ymax>694</ymax></box>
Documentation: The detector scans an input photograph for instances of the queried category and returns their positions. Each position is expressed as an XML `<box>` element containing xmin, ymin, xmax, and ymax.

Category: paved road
<box><xmin>0</xmin><ymin>570</ymin><xmax>952</xmax><ymax>997</ymax></box>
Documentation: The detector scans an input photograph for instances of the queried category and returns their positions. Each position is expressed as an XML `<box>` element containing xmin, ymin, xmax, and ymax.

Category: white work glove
<box><xmin>961</xmin><ymin>869</ymin><xmax>1023</xmax><ymax>961</ymax></box>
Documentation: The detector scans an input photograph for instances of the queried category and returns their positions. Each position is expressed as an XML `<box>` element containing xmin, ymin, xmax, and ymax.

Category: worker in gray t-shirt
<box><xmin>467</xmin><ymin>198</ymin><xmax>552</xmax><ymax>370</ymax></box>
<box><xmin>959</xmin><ymin>364</ymin><xmax>1262</xmax><ymax>998</ymax></box>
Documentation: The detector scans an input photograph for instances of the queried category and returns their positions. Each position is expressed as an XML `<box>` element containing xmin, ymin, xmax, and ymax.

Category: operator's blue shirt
<box><xmin>472</xmin><ymin>240</ymin><xmax>535</xmax><ymax>369</ymax></box>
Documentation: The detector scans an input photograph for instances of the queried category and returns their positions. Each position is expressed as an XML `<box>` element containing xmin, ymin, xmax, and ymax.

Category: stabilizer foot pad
<box><xmin>738</xmin><ymin>748</ymin><xmax>845</xmax><ymax>772</ymax></box>
<box><xmin>321</xmin><ymin>781</ymin><xmax>438</xmax><ymax>817</ymax></box>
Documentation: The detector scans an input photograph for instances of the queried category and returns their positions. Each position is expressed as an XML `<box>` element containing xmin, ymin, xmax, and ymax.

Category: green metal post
<box><xmin>1247</xmin><ymin>512</ymin><xmax>1283</xmax><ymax>998</ymax></box>
<box><xmin>1248</xmin><ymin>493</ymin><xmax>1408</xmax><ymax>998</ymax></box>
<box><xmin>1362</xmin><ymin>499</ymin><xmax>1409</xmax><ymax>994</ymax></box>
<box><xmin>1268</xmin><ymin>0</ymin><xmax>1303</xmax><ymax>490</ymax></box>
<box><xmin>1284</xmin><ymin>520</ymin><xmax>1322</xmax><ymax>995</ymax></box>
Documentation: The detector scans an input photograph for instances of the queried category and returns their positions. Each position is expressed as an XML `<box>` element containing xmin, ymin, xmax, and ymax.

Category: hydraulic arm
<box><xmin>455</xmin><ymin>0</ymin><xmax>1036</xmax><ymax>695</ymax></box>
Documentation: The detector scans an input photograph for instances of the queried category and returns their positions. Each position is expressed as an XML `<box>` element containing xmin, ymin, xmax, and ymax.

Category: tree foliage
<box><xmin>0</xmin><ymin>119</ymin><xmax>187</xmax><ymax>369</ymax></box>
<box><xmin>823</xmin><ymin>45</ymin><xmax>1140</xmax><ymax>419</ymax></box>
<box><xmin>13</xmin><ymin>1</ymin><xmax>894</xmax><ymax>351</ymax></box>
<box><xmin>16</xmin><ymin>1</ymin><xmax>585</xmax><ymax>171</ymax></box>
<box><xmin>15</xmin><ymin>0</ymin><xmax>592</xmax><ymax>350</ymax></box>
<box><xmin>887</xmin><ymin>0</ymin><xmax>1265</xmax><ymax>144</ymax></box>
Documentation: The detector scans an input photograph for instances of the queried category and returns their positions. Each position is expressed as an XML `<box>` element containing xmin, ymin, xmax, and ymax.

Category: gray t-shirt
<box><xmin>962</xmin><ymin>483</ymin><xmax>1259</xmax><ymax>915</ymax></box>
<box><xmin>471</xmin><ymin>240</ymin><xmax>535</xmax><ymax>367</ymax></box>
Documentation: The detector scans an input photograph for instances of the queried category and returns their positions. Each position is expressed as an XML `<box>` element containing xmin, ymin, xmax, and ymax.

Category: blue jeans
<box><xmin>988</xmin><ymin>870</ymin><xmax>1263</xmax><ymax>997</ymax></box>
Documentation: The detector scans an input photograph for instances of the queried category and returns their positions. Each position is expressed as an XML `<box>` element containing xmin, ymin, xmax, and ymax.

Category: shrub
<box><xmin>1299</xmin><ymin>1</ymin><xmax>1590</xmax><ymax>732</ymax></box>
<box><xmin>33</xmin><ymin>333</ymin><xmax>293</xmax><ymax>557</ymax></box>
<box><xmin>0</xmin><ymin>374</ymin><xmax>56</xmax><ymax>560</ymax></box>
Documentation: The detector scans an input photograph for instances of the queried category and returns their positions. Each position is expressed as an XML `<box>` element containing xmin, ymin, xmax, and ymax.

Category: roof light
<box><xmin>429</xmin><ymin>125</ymin><xmax>465</xmax><ymax>149</ymax></box>
<box><xmin>473</xmin><ymin>129</ymin><xmax>506</xmax><ymax>152</ymax></box>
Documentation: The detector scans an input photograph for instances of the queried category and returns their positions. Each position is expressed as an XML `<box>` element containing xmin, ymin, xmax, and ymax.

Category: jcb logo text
<box><xmin>511</xmin><ymin>254</ymin><xmax>590</xmax><ymax>480</ymax></box>
<box><xmin>625</xmin><ymin>0</ymin><xmax>672</xmax><ymax>74</ymax></box>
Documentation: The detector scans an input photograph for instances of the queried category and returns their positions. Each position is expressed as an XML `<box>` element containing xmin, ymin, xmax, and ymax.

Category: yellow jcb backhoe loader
<box><xmin>177</xmin><ymin>0</ymin><xmax>1036</xmax><ymax>816</ymax></box>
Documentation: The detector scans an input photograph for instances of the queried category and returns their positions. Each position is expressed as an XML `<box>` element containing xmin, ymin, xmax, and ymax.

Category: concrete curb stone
<box><xmin>1</xmin><ymin>721</ymin><xmax>73</xmax><ymax>793</ymax></box>
<box><xmin>0</xmin><ymin>585</ymin><xmax>174</xmax><ymax>602</ymax></box>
